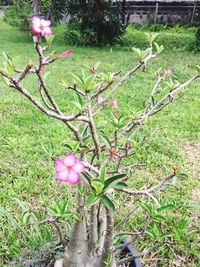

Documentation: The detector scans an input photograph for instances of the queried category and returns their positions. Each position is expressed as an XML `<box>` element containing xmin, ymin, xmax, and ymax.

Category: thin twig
<box><xmin>114</xmin><ymin>215</ymin><xmax>150</xmax><ymax>253</ymax></box>
<box><xmin>88</xmin><ymin>104</ymin><xmax>101</xmax><ymax>159</ymax></box>
<box><xmin>116</xmin><ymin>242</ymin><xmax>161</xmax><ymax>266</ymax></box>
<box><xmin>116</xmin><ymin>173</ymin><xmax>175</xmax><ymax>196</ymax></box>
<box><xmin>114</xmin><ymin>206</ymin><xmax>139</xmax><ymax>230</ymax></box>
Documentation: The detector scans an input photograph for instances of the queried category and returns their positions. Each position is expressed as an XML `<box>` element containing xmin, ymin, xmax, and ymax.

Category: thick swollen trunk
<box><xmin>55</xmin><ymin>205</ymin><xmax>116</xmax><ymax>267</ymax></box>
<box><xmin>63</xmin><ymin>218</ymin><xmax>88</xmax><ymax>267</ymax></box>
<box><xmin>63</xmin><ymin>191</ymin><xmax>88</xmax><ymax>267</ymax></box>
<box><xmin>55</xmin><ymin>188</ymin><xmax>116</xmax><ymax>267</ymax></box>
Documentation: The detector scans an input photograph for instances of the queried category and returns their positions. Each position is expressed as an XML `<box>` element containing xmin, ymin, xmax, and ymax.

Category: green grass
<box><xmin>0</xmin><ymin>21</ymin><xmax>200</xmax><ymax>266</ymax></box>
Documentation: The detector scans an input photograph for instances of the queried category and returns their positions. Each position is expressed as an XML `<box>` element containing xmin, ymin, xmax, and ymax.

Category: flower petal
<box><xmin>32</xmin><ymin>24</ymin><xmax>41</xmax><ymax>33</ymax></box>
<box><xmin>41</xmin><ymin>27</ymin><xmax>52</xmax><ymax>36</ymax></box>
<box><xmin>67</xmin><ymin>170</ymin><xmax>81</xmax><ymax>185</ymax></box>
<box><xmin>55</xmin><ymin>159</ymin><xmax>66</xmax><ymax>172</ymax></box>
<box><xmin>56</xmin><ymin>170</ymin><xmax>69</xmax><ymax>182</ymax></box>
<box><xmin>59</xmin><ymin>50</ymin><xmax>73</xmax><ymax>58</ymax></box>
<box><xmin>41</xmin><ymin>19</ymin><xmax>51</xmax><ymax>27</ymax></box>
<box><xmin>73</xmin><ymin>162</ymin><xmax>85</xmax><ymax>173</ymax></box>
<box><xmin>32</xmin><ymin>16</ymin><xmax>41</xmax><ymax>25</ymax></box>
<box><xmin>63</xmin><ymin>153</ymin><xmax>76</xmax><ymax>167</ymax></box>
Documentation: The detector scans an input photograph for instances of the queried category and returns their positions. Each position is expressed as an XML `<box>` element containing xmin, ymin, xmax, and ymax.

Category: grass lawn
<box><xmin>0</xmin><ymin>20</ymin><xmax>200</xmax><ymax>266</ymax></box>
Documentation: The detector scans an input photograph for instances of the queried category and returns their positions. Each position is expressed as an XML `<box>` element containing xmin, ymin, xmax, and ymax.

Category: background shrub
<box><xmin>4</xmin><ymin>1</ymin><xmax>31</xmax><ymax>31</ymax></box>
<box><xmin>65</xmin><ymin>0</ymin><xmax>125</xmax><ymax>46</ymax></box>
<box><xmin>4</xmin><ymin>0</ymin><xmax>65</xmax><ymax>31</ymax></box>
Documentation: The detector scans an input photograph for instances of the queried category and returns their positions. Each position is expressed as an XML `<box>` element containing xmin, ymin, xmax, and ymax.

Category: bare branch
<box><xmin>16</xmin><ymin>63</ymin><xmax>34</xmax><ymax>82</ymax></box>
<box><xmin>88</xmin><ymin>105</ymin><xmax>101</xmax><ymax>159</ymax></box>
<box><xmin>114</xmin><ymin>215</ymin><xmax>150</xmax><ymax>253</ymax></box>
<box><xmin>9</xmin><ymin>78</ymin><xmax>88</xmax><ymax>122</ymax></box>
<box><xmin>91</xmin><ymin>82</ymin><xmax>113</xmax><ymax>99</ymax></box>
<box><xmin>67</xmin><ymin>85</ymin><xmax>85</xmax><ymax>96</ymax></box>
<box><xmin>84</xmin><ymin>161</ymin><xmax>100</xmax><ymax>175</ymax></box>
<box><xmin>124</xmin><ymin>74</ymin><xmax>200</xmax><ymax>135</ymax></box>
<box><xmin>116</xmin><ymin>173</ymin><xmax>175</xmax><ymax>196</ymax></box>
<box><xmin>114</xmin><ymin>206</ymin><xmax>139</xmax><ymax>230</ymax></box>
<box><xmin>37</xmin><ymin>71</ymin><xmax>62</xmax><ymax>113</ymax></box>
<box><xmin>36</xmin><ymin>216</ymin><xmax>67</xmax><ymax>248</ymax></box>
<box><xmin>116</xmin><ymin>242</ymin><xmax>161</xmax><ymax>266</ymax></box>
<box><xmin>92</xmin><ymin>51</ymin><xmax>157</xmax><ymax>112</ymax></box>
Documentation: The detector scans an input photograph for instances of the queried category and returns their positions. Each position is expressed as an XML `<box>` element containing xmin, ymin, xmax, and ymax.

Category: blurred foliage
<box><xmin>65</xmin><ymin>0</ymin><xmax>125</xmax><ymax>46</ymax></box>
<box><xmin>3</xmin><ymin>0</ymin><xmax>66</xmax><ymax>30</ymax></box>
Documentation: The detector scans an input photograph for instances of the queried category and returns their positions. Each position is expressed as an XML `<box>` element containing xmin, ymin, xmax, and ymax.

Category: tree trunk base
<box><xmin>54</xmin><ymin>258</ymin><xmax>64</xmax><ymax>267</ymax></box>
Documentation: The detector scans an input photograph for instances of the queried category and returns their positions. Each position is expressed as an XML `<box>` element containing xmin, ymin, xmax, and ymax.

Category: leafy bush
<box><xmin>4</xmin><ymin>0</ymin><xmax>65</xmax><ymax>31</ymax></box>
<box><xmin>123</xmin><ymin>24</ymin><xmax>197</xmax><ymax>51</ymax></box>
<box><xmin>65</xmin><ymin>0</ymin><xmax>125</xmax><ymax>46</ymax></box>
<box><xmin>4</xmin><ymin>2</ymin><xmax>31</xmax><ymax>31</ymax></box>
<box><xmin>65</xmin><ymin>20</ymin><xmax>84</xmax><ymax>45</ymax></box>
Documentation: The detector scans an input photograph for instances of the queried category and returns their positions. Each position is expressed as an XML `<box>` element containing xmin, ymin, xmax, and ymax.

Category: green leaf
<box><xmin>82</xmin><ymin>172</ymin><xmax>91</xmax><ymax>184</ymax></box>
<box><xmin>145</xmin><ymin>32</ymin><xmax>158</xmax><ymax>44</ymax></box>
<box><xmin>154</xmin><ymin>42</ymin><xmax>164</xmax><ymax>54</ymax></box>
<box><xmin>81</xmin><ymin>125</ymin><xmax>89</xmax><ymax>138</ymax></box>
<box><xmin>78</xmin><ymin>185</ymin><xmax>87</xmax><ymax>195</ymax></box>
<box><xmin>160</xmin><ymin>232</ymin><xmax>172</xmax><ymax>239</ymax></box>
<box><xmin>91</xmin><ymin>180</ymin><xmax>104</xmax><ymax>195</ymax></box>
<box><xmin>150</xmin><ymin>96</ymin><xmax>155</xmax><ymax>107</ymax></box>
<box><xmin>104</xmin><ymin>174</ymin><xmax>127</xmax><ymax>189</ymax></box>
<box><xmin>153</xmin><ymin>214</ymin><xmax>165</xmax><ymax>222</ymax></box>
<box><xmin>101</xmin><ymin>195</ymin><xmax>115</xmax><ymax>211</ymax></box>
<box><xmin>132</xmin><ymin>47</ymin><xmax>142</xmax><ymax>59</ymax></box>
<box><xmin>157</xmin><ymin>204</ymin><xmax>175</xmax><ymax>213</ymax></box>
<box><xmin>73</xmin><ymin>142</ymin><xmax>80</xmax><ymax>152</ymax></box>
<box><xmin>45</xmin><ymin>35</ymin><xmax>54</xmax><ymax>46</ymax></box>
<box><xmin>94</xmin><ymin>61</ymin><xmax>101</xmax><ymax>70</ymax></box>
<box><xmin>99</xmin><ymin>165</ymin><xmax>106</xmax><ymax>183</ymax></box>
<box><xmin>0</xmin><ymin>206</ymin><xmax>37</xmax><ymax>247</ymax></box>
<box><xmin>141</xmin><ymin>203</ymin><xmax>152</xmax><ymax>214</ymax></box>
<box><xmin>86</xmin><ymin>194</ymin><xmax>100</xmax><ymax>206</ymax></box>
<box><xmin>146</xmin><ymin>227</ymin><xmax>156</xmax><ymax>238</ymax></box>
<box><xmin>100</xmin><ymin>134</ymin><xmax>111</xmax><ymax>148</ymax></box>
<box><xmin>75</xmin><ymin>93</ymin><xmax>84</xmax><ymax>107</ymax></box>
<box><xmin>176</xmin><ymin>173</ymin><xmax>188</xmax><ymax>179</ymax></box>
<box><xmin>112</xmin><ymin>182</ymin><xmax>128</xmax><ymax>189</ymax></box>
<box><xmin>64</xmin><ymin>144</ymin><xmax>73</xmax><ymax>151</ymax></box>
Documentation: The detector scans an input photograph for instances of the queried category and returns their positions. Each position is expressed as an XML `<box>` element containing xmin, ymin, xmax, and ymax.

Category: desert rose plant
<box><xmin>1</xmin><ymin>17</ymin><xmax>200</xmax><ymax>267</ymax></box>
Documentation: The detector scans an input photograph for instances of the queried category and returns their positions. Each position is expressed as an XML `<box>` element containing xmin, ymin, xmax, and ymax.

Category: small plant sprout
<box><xmin>0</xmin><ymin>18</ymin><xmax>200</xmax><ymax>267</ymax></box>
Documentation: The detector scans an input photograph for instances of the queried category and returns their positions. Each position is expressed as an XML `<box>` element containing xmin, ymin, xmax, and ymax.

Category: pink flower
<box><xmin>97</xmin><ymin>95</ymin><xmax>104</xmax><ymax>104</ymax></box>
<box><xmin>31</xmin><ymin>16</ymin><xmax>52</xmax><ymax>38</ymax></box>
<box><xmin>110</xmin><ymin>99</ymin><xmax>119</xmax><ymax>109</ymax></box>
<box><xmin>55</xmin><ymin>153</ymin><xmax>85</xmax><ymax>185</ymax></box>
<box><xmin>166</xmin><ymin>68</ymin><xmax>173</xmax><ymax>76</ymax></box>
<box><xmin>58</xmin><ymin>50</ymin><xmax>73</xmax><ymax>58</ymax></box>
